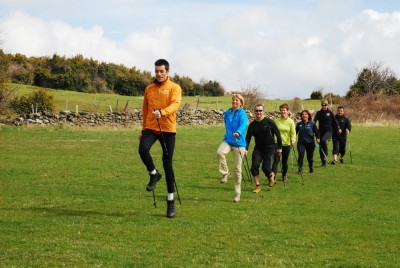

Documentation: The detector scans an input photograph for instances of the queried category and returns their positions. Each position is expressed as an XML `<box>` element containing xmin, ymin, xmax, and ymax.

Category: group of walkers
<box><xmin>137</xmin><ymin>59</ymin><xmax>351</xmax><ymax>218</ymax></box>
<box><xmin>217</xmin><ymin>95</ymin><xmax>352</xmax><ymax>203</ymax></box>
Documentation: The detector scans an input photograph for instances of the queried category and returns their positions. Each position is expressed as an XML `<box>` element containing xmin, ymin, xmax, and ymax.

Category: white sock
<box><xmin>149</xmin><ymin>169</ymin><xmax>157</xmax><ymax>175</ymax></box>
<box><xmin>167</xmin><ymin>193</ymin><xmax>174</xmax><ymax>201</ymax></box>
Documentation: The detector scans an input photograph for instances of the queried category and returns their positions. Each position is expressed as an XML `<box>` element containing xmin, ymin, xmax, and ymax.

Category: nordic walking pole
<box><xmin>320</xmin><ymin>146</ymin><xmax>329</xmax><ymax>164</ymax></box>
<box><xmin>155</xmin><ymin>113</ymin><xmax>182</xmax><ymax>205</ymax></box>
<box><xmin>348</xmin><ymin>135</ymin><xmax>353</xmax><ymax>164</ymax></box>
<box><xmin>235</xmin><ymin>139</ymin><xmax>251</xmax><ymax>185</ymax></box>
<box><xmin>152</xmin><ymin>189</ymin><xmax>157</xmax><ymax>208</ymax></box>
<box><xmin>244</xmin><ymin>155</ymin><xmax>253</xmax><ymax>185</ymax></box>
<box><xmin>291</xmin><ymin>145</ymin><xmax>294</xmax><ymax>171</ymax></box>
<box><xmin>276</xmin><ymin>150</ymin><xmax>284</xmax><ymax>186</ymax></box>
<box><xmin>291</xmin><ymin>145</ymin><xmax>304</xmax><ymax>185</ymax></box>
<box><xmin>243</xmin><ymin>155</ymin><xmax>252</xmax><ymax>185</ymax></box>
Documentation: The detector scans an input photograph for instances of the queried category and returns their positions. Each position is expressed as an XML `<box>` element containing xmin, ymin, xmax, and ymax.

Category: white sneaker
<box><xmin>233</xmin><ymin>193</ymin><xmax>240</xmax><ymax>202</ymax></box>
<box><xmin>220</xmin><ymin>172</ymin><xmax>230</xmax><ymax>183</ymax></box>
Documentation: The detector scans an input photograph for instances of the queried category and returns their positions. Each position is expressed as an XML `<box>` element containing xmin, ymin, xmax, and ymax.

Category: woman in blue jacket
<box><xmin>217</xmin><ymin>94</ymin><xmax>248</xmax><ymax>202</ymax></box>
<box><xmin>296</xmin><ymin>110</ymin><xmax>320</xmax><ymax>173</ymax></box>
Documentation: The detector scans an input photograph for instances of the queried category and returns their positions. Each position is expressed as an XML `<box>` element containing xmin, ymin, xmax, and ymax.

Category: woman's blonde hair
<box><xmin>232</xmin><ymin>94</ymin><xmax>245</xmax><ymax>107</ymax></box>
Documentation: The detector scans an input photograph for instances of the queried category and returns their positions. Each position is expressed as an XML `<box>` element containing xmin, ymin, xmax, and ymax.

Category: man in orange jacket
<box><xmin>138</xmin><ymin>59</ymin><xmax>182</xmax><ymax>218</ymax></box>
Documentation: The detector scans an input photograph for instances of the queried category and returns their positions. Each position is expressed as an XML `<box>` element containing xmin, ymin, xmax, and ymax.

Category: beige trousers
<box><xmin>217</xmin><ymin>141</ymin><xmax>245</xmax><ymax>194</ymax></box>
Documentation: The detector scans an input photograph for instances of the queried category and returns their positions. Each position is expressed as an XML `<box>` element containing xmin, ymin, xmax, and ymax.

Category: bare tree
<box><xmin>349</xmin><ymin>62</ymin><xmax>398</xmax><ymax>96</ymax></box>
<box><xmin>235</xmin><ymin>82</ymin><xmax>265</xmax><ymax>111</ymax></box>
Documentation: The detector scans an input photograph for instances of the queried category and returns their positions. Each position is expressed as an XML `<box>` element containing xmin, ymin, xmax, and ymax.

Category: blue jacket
<box><xmin>223</xmin><ymin>108</ymin><xmax>248</xmax><ymax>147</ymax></box>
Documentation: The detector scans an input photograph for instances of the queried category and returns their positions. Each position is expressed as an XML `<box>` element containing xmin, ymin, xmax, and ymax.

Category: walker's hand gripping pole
<box><xmin>291</xmin><ymin>145</ymin><xmax>304</xmax><ymax>185</ymax></box>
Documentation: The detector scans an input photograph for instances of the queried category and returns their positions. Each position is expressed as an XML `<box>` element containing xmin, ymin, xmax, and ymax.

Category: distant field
<box><xmin>8</xmin><ymin>83</ymin><xmax>322</xmax><ymax>113</ymax></box>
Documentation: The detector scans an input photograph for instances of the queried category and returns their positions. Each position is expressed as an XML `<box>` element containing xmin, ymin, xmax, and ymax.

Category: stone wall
<box><xmin>1</xmin><ymin>109</ymin><xmax>299</xmax><ymax>127</ymax></box>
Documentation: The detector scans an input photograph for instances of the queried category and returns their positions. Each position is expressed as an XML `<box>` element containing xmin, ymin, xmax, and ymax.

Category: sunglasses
<box><xmin>254</xmin><ymin>110</ymin><xmax>264</xmax><ymax>112</ymax></box>
<box><xmin>321</xmin><ymin>104</ymin><xmax>327</xmax><ymax>106</ymax></box>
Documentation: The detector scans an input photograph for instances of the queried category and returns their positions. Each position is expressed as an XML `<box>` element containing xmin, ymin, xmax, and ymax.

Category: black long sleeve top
<box><xmin>246</xmin><ymin>117</ymin><xmax>282</xmax><ymax>151</ymax></box>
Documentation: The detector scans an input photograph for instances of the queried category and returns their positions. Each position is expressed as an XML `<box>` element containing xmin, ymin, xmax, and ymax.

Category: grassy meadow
<box><xmin>8</xmin><ymin>83</ymin><xmax>322</xmax><ymax>114</ymax></box>
<box><xmin>0</xmin><ymin>124</ymin><xmax>399</xmax><ymax>267</ymax></box>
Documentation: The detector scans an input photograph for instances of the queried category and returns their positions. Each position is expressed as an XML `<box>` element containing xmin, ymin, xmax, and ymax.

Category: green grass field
<box><xmin>0</xmin><ymin>124</ymin><xmax>399</xmax><ymax>267</ymax></box>
<box><xmin>8</xmin><ymin>83</ymin><xmax>322</xmax><ymax>114</ymax></box>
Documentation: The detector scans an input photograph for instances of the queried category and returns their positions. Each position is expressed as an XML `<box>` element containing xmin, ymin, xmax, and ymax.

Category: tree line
<box><xmin>0</xmin><ymin>50</ymin><xmax>225</xmax><ymax>96</ymax></box>
<box><xmin>1</xmin><ymin>49</ymin><xmax>399</xmax><ymax>99</ymax></box>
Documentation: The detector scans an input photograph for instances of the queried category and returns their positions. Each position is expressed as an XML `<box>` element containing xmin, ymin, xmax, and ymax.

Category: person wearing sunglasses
<box><xmin>313</xmin><ymin>99</ymin><xmax>337</xmax><ymax>167</ymax></box>
<box><xmin>245</xmin><ymin>104</ymin><xmax>282</xmax><ymax>193</ymax></box>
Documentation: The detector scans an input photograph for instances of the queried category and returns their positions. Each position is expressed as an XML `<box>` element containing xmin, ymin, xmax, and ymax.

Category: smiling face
<box><xmin>301</xmin><ymin>111</ymin><xmax>309</xmax><ymax>122</ymax></box>
<box><xmin>280</xmin><ymin>107</ymin><xmax>288</xmax><ymax>118</ymax></box>
<box><xmin>155</xmin><ymin>65</ymin><xmax>168</xmax><ymax>83</ymax></box>
<box><xmin>231</xmin><ymin>97</ymin><xmax>242</xmax><ymax>110</ymax></box>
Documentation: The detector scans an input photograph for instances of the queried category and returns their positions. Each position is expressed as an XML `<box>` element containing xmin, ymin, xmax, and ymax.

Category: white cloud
<box><xmin>1</xmin><ymin>3</ymin><xmax>400</xmax><ymax>99</ymax></box>
<box><xmin>362</xmin><ymin>9</ymin><xmax>400</xmax><ymax>38</ymax></box>
<box><xmin>175</xmin><ymin>46</ymin><xmax>235</xmax><ymax>83</ymax></box>
<box><xmin>338</xmin><ymin>8</ymin><xmax>400</xmax><ymax>77</ymax></box>
<box><xmin>304</xmin><ymin>36</ymin><xmax>321</xmax><ymax>47</ymax></box>
<box><xmin>121</xmin><ymin>26</ymin><xmax>174</xmax><ymax>69</ymax></box>
<box><xmin>1</xmin><ymin>11</ymin><xmax>126</xmax><ymax>61</ymax></box>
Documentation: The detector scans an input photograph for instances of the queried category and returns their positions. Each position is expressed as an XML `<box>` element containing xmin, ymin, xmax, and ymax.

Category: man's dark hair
<box><xmin>254</xmin><ymin>104</ymin><xmax>264</xmax><ymax>110</ymax></box>
<box><xmin>338</xmin><ymin>106</ymin><xmax>344</xmax><ymax>109</ymax></box>
<box><xmin>155</xmin><ymin>59</ymin><xmax>170</xmax><ymax>71</ymax></box>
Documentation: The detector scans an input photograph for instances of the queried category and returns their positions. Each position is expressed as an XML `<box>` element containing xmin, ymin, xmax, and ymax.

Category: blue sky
<box><xmin>1</xmin><ymin>0</ymin><xmax>400</xmax><ymax>98</ymax></box>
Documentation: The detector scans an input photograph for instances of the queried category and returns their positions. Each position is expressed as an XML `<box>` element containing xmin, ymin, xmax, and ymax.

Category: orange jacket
<box><xmin>142</xmin><ymin>77</ymin><xmax>182</xmax><ymax>133</ymax></box>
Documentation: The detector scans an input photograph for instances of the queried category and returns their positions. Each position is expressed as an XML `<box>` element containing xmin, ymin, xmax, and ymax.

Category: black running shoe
<box><xmin>146</xmin><ymin>170</ymin><xmax>162</xmax><ymax>191</ymax></box>
<box><xmin>309</xmin><ymin>167</ymin><xmax>314</xmax><ymax>173</ymax></box>
<box><xmin>167</xmin><ymin>199</ymin><xmax>175</xmax><ymax>218</ymax></box>
<box><xmin>297</xmin><ymin>167</ymin><xmax>302</xmax><ymax>175</ymax></box>
<box><xmin>339</xmin><ymin>158</ymin><xmax>344</xmax><ymax>164</ymax></box>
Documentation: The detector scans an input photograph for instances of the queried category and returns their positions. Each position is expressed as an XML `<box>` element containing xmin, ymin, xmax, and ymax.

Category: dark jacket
<box><xmin>314</xmin><ymin>108</ymin><xmax>336</xmax><ymax>133</ymax></box>
<box><xmin>296</xmin><ymin>120</ymin><xmax>320</xmax><ymax>144</ymax></box>
<box><xmin>246</xmin><ymin>117</ymin><xmax>282</xmax><ymax>151</ymax></box>
<box><xmin>333</xmin><ymin>115</ymin><xmax>352</xmax><ymax>138</ymax></box>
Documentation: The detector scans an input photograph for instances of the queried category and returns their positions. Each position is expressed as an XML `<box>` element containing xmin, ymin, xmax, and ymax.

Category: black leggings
<box><xmin>273</xmin><ymin>145</ymin><xmax>291</xmax><ymax>176</ymax></box>
<box><xmin>138</xmin><ymin>129</ymin><xmax>176</xmax><ymax>193</ymax></box>
<box><xmin>297</xmin><ymin>142</ymin><xmax>315</xmax><ymax>168</ymax></box>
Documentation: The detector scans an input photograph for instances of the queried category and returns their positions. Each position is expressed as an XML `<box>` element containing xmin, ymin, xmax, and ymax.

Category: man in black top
<box><xmin>314</xmin><ymin>99</ymin><xmax>337</xmax><ymax>167</ymax></box>
<box><xmin>331</xmin><ymin>106</ymin><xmax>352</xmax><ymax>164</ymax></box>
<box><xmin>245</xmin><ymin>104</ymin><xmax>282</xmax><ymax>193</ymax></box>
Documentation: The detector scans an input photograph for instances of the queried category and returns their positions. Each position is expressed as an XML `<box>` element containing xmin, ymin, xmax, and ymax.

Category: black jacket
<box><xmin>314</xmin><ymin>108</ymin><xmax>337</xmax><ymax>133</ymax></box>
<box><xmin>333</xmin><ymin>115</ymin><xmax>351</xmax><ymax>138</ymax></box>
<box><xmin>246</xmin><ymin>117</ymin><xmax>282</xmax><ymax>151</ymax></box>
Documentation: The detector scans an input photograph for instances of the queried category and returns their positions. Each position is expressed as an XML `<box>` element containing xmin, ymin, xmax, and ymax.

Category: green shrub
<box><xmin>11</xmin><ymin>89</ymin><xmax>55</xmax><ymax>114</ymax></box>
<box><xmin>310</xmin><ymin>90</ymin><xmax>323</xmax><ymax>99</ymax></box>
